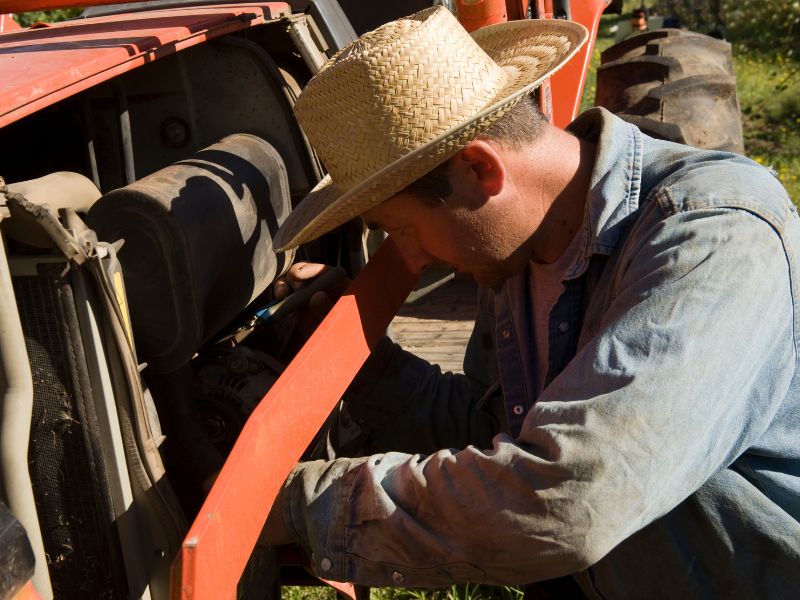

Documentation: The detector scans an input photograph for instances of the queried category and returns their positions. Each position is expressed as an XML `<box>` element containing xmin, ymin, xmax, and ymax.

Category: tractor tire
<box><xmin>595</xmin><ymin>29</ymin><xmax>744</xmax><ymax>154</ymax></box>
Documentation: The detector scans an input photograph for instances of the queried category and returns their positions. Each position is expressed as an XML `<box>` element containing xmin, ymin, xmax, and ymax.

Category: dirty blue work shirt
<box><xmin>281</xmin><ymin>108</ymin><xmax>800</xmax><ymax>597</ymax></box>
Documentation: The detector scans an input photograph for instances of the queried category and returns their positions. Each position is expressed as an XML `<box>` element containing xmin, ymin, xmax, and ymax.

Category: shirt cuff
<box><xmin>282</xmin><ymin>457</ymin><xmax>370</xmax><ymax>581</ymax></box>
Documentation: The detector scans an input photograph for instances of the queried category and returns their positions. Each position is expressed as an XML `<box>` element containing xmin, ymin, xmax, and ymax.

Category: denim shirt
<box><xmin>282</xmin><ymin>108</ymin><xmax>800</xmax><ymax>598</ymax></box>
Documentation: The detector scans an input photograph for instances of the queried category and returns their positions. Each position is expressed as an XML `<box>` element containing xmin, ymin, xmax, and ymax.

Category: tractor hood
<box><xmin>0</xmin><ymin>2</ymin><xmax>290</xmax><ymax>127</ymax></box>
<box><xmin>2</xmin><ymin>0</ymin><xmax>226</xmax><ymax>13</ymax></box>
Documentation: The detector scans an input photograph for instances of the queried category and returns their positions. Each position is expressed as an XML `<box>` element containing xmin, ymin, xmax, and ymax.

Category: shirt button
<box><xmin>558</xmin><ymin>321</ymin><xmax>570</xmax><ymax>333</ymax></box>
<box><xmin>512</xmin><ymin>405</ymin><xmax>524</xmax><ymax>415</ymax></box>
<box><xmin>319</xmin><ymin>557</ymin><xmax>332</xmax><ymax>572</ymax></box>
<box><xmin>501</xmin><ymin>329</ymin><xmax>511</xmax><ymax>339</ymax></box>
<box><xmin>392</xmin><ymin>571</ymin><xmax>406</xmax><ymax>584</ymax></box>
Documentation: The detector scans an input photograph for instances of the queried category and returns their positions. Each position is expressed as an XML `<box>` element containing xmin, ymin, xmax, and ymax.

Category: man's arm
<box><xmin>275</xmin><ymin>263</ymin><xmax>503</xmax><ymax>454</ymax></box>
<box><xmin>274</xmin><ymin>208</ymin><xmax>795</xmax><ymax>587</ymax></box>
<box><xmin>342</xmin><ymin>321</ymin><xmax>503</xmax><ymax>454</ymax></box>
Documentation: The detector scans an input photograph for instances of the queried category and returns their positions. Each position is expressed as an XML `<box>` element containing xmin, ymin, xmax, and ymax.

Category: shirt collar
<box><xmin>564</xmin><ymin>107</ymin><xmax>644</xmax><ymax>279</ymax></box>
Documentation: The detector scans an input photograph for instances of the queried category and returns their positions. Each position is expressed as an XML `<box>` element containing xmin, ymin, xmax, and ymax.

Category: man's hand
<box><xmin>271</xmin><ymin>263</ymin><xmax>350</xmax><ymax>346</ymax></box>
<box><xmin>273</xmin><ymin>262</ymin><xmax>350</xmax><ymax>322</ymax></box>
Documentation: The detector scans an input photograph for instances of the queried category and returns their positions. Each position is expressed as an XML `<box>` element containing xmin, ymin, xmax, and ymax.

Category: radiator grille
<box><xmin>14</xmin><ymin>263</ymin><xmax>126</xmax><ymax>599</ymax></box>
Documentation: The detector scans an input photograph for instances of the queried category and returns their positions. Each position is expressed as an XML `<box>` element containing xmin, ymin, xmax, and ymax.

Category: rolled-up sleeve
<box><xmin>283</xmin><ymin>207</ymin><xmax>795</xmax><ymax>587</ymax></box>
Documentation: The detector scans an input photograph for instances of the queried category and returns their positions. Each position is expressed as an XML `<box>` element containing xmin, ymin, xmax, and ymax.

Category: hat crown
<box><xmin>295</xmin><ymin>7</ymin><xmax>509</xmax><ymax>191</ymax></box>
<box><xmin>273</xmin><ymin>11</ymin><xmax>588</xmax><ymax>253</ymax></box>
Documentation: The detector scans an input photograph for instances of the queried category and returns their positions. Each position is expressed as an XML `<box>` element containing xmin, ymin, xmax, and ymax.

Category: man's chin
<box><xmin>471</xmin><ymin>270</ymin><xmax>508</xmax><ymax>292</ymax></box>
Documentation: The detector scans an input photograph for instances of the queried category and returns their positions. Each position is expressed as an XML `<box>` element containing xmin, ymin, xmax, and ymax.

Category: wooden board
<box><xmin>390</xmin><ymin>275</ymin><xmax>477</xmax><ymax>374</ymax></box>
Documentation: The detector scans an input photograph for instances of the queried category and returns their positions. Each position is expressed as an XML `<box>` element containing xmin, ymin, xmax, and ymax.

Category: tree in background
<box><xmin>12</xmin><ymin>8</ymin><xmax>82</xmax><ymax>28</ymax></box>
<box><xmin>652</xmin><ymin>0</ymin><xmax>799</xmax><ymax>52</ymax></box>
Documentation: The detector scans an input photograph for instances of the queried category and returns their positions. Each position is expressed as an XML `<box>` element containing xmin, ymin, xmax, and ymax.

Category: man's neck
<box><xmin>523</xmin><ymin>126</ymin><xmax>596</xmax><ymax>264</ymax></box>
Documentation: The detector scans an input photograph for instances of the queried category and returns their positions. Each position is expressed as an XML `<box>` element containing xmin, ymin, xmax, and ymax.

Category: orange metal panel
<box><xmin>0</xmin><ymin>3</ymin><xmax>290</xmax><ymax>128</ymax></box>
<box><xmin>12</xmin><ymin>581</ymin><xmax>41</xmax><ymax>600</ymax></box>
<box><xmin>539</xmin><ymin>0</ymin><xmax>553</xmax><ymax>19</ymax></box>
<box><xmin>505</xmin><ymin>0</ymin><xmax>527</xmax><ymax>21</ymax></box>
<box><xmin>455</xmin><ymin>0</ymin><xmax>508</xmax><ymax>32</ymax></box>
<box><xmin>172</xmin><ymin>239</ymin><xmax>419</xmax><ymax>599</ymax></box>
<box><xmin>0</xmin><ymin>13</ymin><xmax>20</xmax><ymax>32</ymax></box>
<box><xmin>549</xmin><ymin>0</ymin><xmax>608</xmax><ymax>127</ymax></box>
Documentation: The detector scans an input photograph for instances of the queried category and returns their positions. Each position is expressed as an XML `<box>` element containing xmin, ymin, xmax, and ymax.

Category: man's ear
<box><xmin>453</xmin><ymin>139</ymin><xmax>506</xmax><ymax>199</ymax></box>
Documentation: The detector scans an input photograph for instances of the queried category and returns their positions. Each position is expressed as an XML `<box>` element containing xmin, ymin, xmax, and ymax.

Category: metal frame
<box><xmin>71</xmin><ymin>265</ymin><xmax>156</xmax><ymax>599</ymax></box>
<box><xmin>548</xmin><ymin>0</ymin><xmax>610</xmax><ymax>127</ymax></box>
<box><xmin>0</xmin><ymin>221</ymin><xmax>53</xmax><ymax>599</ymax></box>
<box><xmin>453</xmin><ymin>1</ymin><xmax>608</xmax><ymax>127</ymax></box>
<box><xmin>286</xmin><ymin>0</ymin><xmax>357</xmax><ymax>51</ymax></box>
<box><xmin>171</xmin><ymin>239</ymin><xmax>418</xmax><ymax>598</ymax></box>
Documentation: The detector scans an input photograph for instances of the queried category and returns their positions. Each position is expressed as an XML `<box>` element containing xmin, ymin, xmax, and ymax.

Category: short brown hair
<box><xmin>402</xmin><ymin>96</ymin><xmax>547</xmax><ymax>203</ymax></box>
<box><xmin>479</xmin><ymin>94</ymin><xmax>548</xmax><ymax>150</ymax></box>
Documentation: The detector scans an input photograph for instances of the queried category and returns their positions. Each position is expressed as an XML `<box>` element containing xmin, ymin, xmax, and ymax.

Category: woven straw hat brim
<box><xmin>273</xmin><ymin>18</ymin><xmax>588</xmax><ymax>252</ymax></box>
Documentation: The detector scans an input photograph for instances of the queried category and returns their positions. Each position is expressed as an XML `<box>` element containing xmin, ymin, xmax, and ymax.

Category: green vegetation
<box><xmin>370</xmin><ymin>585</ymin><xmax>524</xmax><ymax>600</ymax></box>
<box><xmin>735</xmin><ymin>51</ymin><xmax>800</xmax><ymax>201</ymax></box>
<box><xmin>664</xmin><ymin>0</ymin><xmax>800</xmax><ymax>201</ymax></box>
<box><xmin>11</xmin><ymin>8</ymin><xmax>81</xmax><ymax>28</ymax></box>
<box><xmin>280</xmin><ymin>588</ymin><xmax>332</xmax><ymax>600</ymax></box>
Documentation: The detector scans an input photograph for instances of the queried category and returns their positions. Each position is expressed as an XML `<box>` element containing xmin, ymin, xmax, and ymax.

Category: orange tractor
<box><xmin>0</xmin><ymin>1</ymin><xmax>742</xmax><ymax>598</ymax></box>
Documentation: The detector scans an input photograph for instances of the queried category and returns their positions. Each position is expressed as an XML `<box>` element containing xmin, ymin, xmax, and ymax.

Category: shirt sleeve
<box><xmin>341</xmin><ymin>296</ymin><xmax>503</xmax><ymax>454</ymax></box>
<box><xmin>282</xmin><ymin>207</ymin><xmax>795</xmax><ymax>587</ymax></box>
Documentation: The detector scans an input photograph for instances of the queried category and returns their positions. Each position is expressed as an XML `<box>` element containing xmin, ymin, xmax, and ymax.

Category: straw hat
<box><xmin>273</xmin><ymin>7</ymin><xmax>588</xmax><ymax>251</ymax></box>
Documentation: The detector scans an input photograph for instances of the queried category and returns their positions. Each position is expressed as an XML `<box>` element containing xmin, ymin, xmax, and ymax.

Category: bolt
<box><xmin>205</xmin><ymin>415</ymin><xmax>226</xmax><ymax>440</ymax></box>
<box><xmin>160</xmin><ymin>117</ymin><xmax>190</xmax><ymax>148</ymax></box>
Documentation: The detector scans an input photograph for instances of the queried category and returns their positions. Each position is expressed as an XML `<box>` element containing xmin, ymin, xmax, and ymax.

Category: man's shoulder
<box><xmin>640</xmin><ymin>137</ymin><xmax>794</xmax><ymax>230</ymax></box>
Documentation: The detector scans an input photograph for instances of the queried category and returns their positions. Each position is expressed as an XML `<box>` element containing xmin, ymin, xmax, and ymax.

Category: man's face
<box><xmin>362</xmin><ymin>168</ymin><xmax>537</xmax><ymax>290</ymax></box>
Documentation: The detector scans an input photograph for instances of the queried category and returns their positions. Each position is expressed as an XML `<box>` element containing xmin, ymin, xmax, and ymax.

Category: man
<box><xmin>631</xmin><ymin>6</ymin><xmax>649</xmax><ymax>31</ymax></box>
<box><xmin>266</xmin><ymin>7</ymin><xmax>800</xmax><ymax>597</ymax></box>
<box><xmin>614</xmin><ymin>6</ymin><xmax>649</xmax><ymax>43</ymax></box>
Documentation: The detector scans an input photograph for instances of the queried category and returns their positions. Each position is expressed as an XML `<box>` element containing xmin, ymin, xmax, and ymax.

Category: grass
<box><xmin>280</xmin><ymin>583</ymin><xmax>525</xmax><ymax>600</ymax></box>
<box><xmin>579</xmin><ymin>34</ymin><xmax>615</xmax><ymax>115</ymax></box>
<box><xmin>733</xmin><ymin>50</ymin><xmax>800</xmax><ymax>201</ymax></box>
